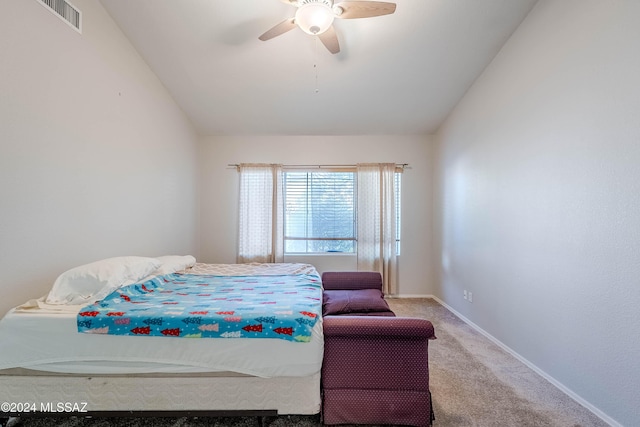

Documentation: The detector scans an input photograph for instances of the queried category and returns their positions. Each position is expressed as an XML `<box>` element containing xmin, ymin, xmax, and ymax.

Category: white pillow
<box><xmin>154</xmin><ymin>255</ymin><xmax>196</xmax><ymax>275</ymax></box>
<box><xmin>45</xmin><ymin>256</ymin><xmax>162</xmax><ymax>305</ymax></box>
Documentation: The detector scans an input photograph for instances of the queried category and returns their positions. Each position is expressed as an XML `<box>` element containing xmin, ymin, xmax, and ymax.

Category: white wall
<box><xmin>433</xmin><ymin>1</ymin><xmax>640</xmax><ymax>425</ymax></box>
<box><xmin>199</xmin><ymin>135</ymin><xmax>433</xmax><ymax>296</ymax></box>
<box><xmin>0</xmin><ymin>0</ymin><xmax>199</xmax><ymax>317</ymax></box>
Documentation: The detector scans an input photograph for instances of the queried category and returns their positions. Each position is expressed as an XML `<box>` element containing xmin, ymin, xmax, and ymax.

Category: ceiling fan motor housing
<box><xmin>298</xmin><ymin>0</ymin><xmax>334</xmax><ymax>7</ymax></box>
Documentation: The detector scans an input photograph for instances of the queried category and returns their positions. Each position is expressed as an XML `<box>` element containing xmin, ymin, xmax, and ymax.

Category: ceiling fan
<box><xmin>259</xmin><ymin>0</ymin><xmax>397</xmax><ymax>54</ymax></box>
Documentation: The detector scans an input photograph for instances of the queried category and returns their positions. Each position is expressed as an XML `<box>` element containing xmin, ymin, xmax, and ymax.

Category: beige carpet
<box><xmin>388</xmin><ymin>298</ymin><xmax>608</xmax><ymax>427</ymax></box>
<box><xmin>5</xmin><ymin>298</ymin><xmax>607</xmax><ymax>426</ymax></box>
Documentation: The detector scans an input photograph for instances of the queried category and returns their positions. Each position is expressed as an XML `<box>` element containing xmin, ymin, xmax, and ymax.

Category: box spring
<box><xmin>0</xmin><ymin>369</ymin><xmax>321</xmax><ymax>415</ymax></box>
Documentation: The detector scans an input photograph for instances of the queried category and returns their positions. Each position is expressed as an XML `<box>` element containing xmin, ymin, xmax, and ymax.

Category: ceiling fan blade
<box><xmin>259</xmin><ymin>18</ymin><xmax>297</xmax><ymax>41</ymax></box>
<box><xmin>318</xmin><ymin>25</ymin><xmax>340</xmax><ymax>54</ymax></box>
<box><xmin>334</xmin><ymin>1</ymin><xmax>396</xmax><ymax>19</ymax></box>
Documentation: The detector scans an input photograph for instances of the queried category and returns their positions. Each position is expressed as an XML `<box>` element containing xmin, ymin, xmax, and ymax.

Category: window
<box><xmin>284</xmin><ymin>171</ymin><xmax>356</xmax><ymax>253</ymax></box>
<box><xmin>283</xmin><ymin>169</ymin><xmax>402</xmax><ymax>254</ymax></box>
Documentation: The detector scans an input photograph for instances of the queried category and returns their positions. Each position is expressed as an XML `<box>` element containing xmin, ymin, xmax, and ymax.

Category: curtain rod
<box><xmin>227</xmin><ymin>163</ymin><xmax>409</xmax><ymax>169</ymax></box>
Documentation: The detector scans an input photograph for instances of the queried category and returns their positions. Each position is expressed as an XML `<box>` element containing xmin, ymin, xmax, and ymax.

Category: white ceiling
<box><xmin>99</xmin><ymin>0</ymin><xmax>538</xmax><ymax>136</ymax></box>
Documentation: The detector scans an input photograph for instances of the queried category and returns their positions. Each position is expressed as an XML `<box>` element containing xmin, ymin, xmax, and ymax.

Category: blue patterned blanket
<box><xmin>77</xmin><ymin>273</ymin><xmax>322</xmax><ymax>342</ymax></box>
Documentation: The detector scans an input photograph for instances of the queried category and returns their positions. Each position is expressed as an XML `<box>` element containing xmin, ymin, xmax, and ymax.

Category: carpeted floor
<box><xmin>388</xmin><ymin>299</ymin><xmax>607</xmax><ymax>427</ymax></box>
<box><xmin>3</xmin><ymin>298</ymin><xmax>608</xmax><ymax>427</ymax></box>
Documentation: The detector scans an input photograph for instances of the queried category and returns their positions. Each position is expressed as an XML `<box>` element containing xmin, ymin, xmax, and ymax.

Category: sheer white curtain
<box><xmin>357</xmin><ymin>163</ymin><xmax>398</xmax><ymax>295</ymax></box>
<box><xmin>237</xmin><ymin>164</ymin><xmax>284</xmax><ymax>264</ymax></box>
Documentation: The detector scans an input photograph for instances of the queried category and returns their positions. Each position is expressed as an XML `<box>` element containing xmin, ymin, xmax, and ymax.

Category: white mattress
<box><xmin>0</xmin><ymin>308</ymin><xmax>322</xmax><ymax>377</ymax></box>
<box><xmin>0</xmin><ymin>263</ymin><xmax>323</xmax><ymax>377</ymax></box>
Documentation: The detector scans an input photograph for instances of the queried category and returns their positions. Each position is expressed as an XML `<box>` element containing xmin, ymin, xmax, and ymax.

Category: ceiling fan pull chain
<box><xmin>314</xmin><ymin>36</ymin><xmax>320</xmax><ymax>93</ymax></box>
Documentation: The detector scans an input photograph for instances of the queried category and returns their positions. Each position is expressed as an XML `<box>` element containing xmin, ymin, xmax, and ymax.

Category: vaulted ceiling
<box><xmin>100</xmin><ymin>0</ymin><xmax>538</xmax><ymax>135</ymax></box>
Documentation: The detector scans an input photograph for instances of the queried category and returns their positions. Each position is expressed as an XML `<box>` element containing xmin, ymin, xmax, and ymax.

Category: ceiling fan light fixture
<box><xmin>295</xmin><ymin>1</ymin><xmax>335</xmax><ymax>35</ymax></box>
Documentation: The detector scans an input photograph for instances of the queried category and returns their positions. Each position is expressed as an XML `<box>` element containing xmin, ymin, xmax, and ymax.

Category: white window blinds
<box><xmin>284</xmin><ymin>171</ymin><xmax>356</xmax><ymax>253</ymax></box>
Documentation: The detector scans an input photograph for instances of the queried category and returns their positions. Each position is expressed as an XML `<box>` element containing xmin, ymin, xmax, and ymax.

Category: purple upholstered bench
<box><xmin>321</xmin><ymin>271</ymin><xmax>437</xmax><ymax>426</ymax></box>
<box><xmin>321</xmin><ymin>271</ymin><xmax>395</xmax><ymax>317</ymax></box>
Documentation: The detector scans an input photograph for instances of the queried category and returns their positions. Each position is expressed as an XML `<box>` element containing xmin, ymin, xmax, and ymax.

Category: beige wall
<box><xmin>0</xmin><ymin>0</ymin><xmax>199</xmax><ymax>317</ymax></box>
<box><xmin>198</xmin><ymin>135</ymin><xmax>434</xmax><ymax>296</ymax></box>
<box><xmin>433</xmin><ymin>1</ymin><xmax>640</xmax><ymax>425</ymax></box>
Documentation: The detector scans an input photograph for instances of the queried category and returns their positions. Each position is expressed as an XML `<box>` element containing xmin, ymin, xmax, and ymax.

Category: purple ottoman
<box><xmin>320</xmin><ymin>271</ymin><xmax>436</xmax><ymax>426</ymax></box>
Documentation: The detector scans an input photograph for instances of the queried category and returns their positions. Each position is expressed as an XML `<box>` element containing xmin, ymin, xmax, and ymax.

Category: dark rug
<box><xmin>3</xmin><ymin>414</ymin><xmax>319</xmax><ymax>427</ymax></box>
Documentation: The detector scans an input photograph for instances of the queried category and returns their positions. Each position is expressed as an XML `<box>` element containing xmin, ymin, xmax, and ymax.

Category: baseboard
<box><xmin>387</xmin><ymin>294</ymin><xmax>435</xmax><ymax>299</ymax></box>
<box><xmin>428</xmin><ymin>296</ymin><xmax>621</xmax><ymax>427</ymax></box>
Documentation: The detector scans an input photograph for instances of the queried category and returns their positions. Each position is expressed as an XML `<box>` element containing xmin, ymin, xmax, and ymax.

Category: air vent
<box><xmin>37</xmin><ymin>0</ymin><xmax>82</xmax><ymax>33</ymax></box>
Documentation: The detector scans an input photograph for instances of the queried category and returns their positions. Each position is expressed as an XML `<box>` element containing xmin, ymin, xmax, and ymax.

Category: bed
<box><xmin>0</xmin><ymin>257</ymin><xmax>323</xmax><ymax>417</ymax></box>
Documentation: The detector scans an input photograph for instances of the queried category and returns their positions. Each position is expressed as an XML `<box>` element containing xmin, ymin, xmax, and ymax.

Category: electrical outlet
<box><xmin>463</xmin><ymin>290</ymin><xmax>468</xmax><ymax>300</ymax></box>
<box><xmin>468</xmin><ymin>292</ymin><xmax>473</xmax><ymax>303</ymax></box>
